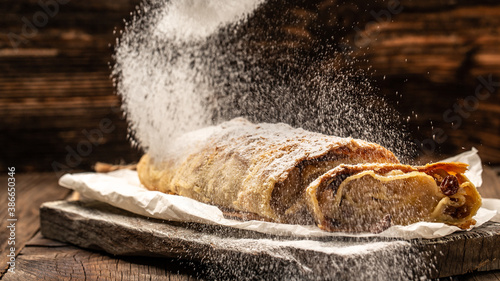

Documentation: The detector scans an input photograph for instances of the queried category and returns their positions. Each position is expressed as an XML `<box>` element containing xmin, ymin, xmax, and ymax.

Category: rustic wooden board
<box><xmin>1</xmin><ymin>236</ymin><xmax>204</xmax><ymax>281</ymax></box>
<box><xmin>40</xmin><ymin>200</ymin><xmax>500</xmax><ymax>280</ymax></box>
<box><xmin>2</xmin><ymin>233</ymin><xmax>499</xmax><ymax>281</ymax></box>
<box><xmin>0</xmin><ymin>173</ymin><xmax>72</xmax><ymax>275</ymax></box>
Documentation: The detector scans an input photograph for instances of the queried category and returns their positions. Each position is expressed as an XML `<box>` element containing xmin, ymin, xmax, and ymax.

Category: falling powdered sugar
<box><xmin>113</xmin><ymin>0</ymin><xmax>265</xmax><ymax>158</ymax></box>
<box><xmin>113</xmin><ymin>0</ymin><xmax>415</xmax><ymax>162</ymax></box>
<box><xmin>112</xmin><ymin>0</ymin><xmax>428</xmax><ymax>279</ymax></box>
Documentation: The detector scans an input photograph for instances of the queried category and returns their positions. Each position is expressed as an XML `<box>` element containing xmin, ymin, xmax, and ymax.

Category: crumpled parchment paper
<box><xmin>59</xmin><ymin>148</ymin><xmax>500</xmax><ymax>239</ymax></box>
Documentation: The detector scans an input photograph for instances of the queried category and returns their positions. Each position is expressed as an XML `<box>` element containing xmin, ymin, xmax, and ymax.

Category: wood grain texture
<box><xmin>0</xmin><ymin>0</ymin><xmax>143</xmax><ymax>172</ymax></box>
<box><xmin>1</xmin><ymin>0</ymin><xmax>500</xmax><ymax>173</ymax></box>
<box><xmin>6</xmin><ymin>235</ymin><xmax>500</xmax><ymax>280</ymax></box>
<box><xmin>458</xmin><ymin>271</ymin><xmax>500</xmax><ymax>281</ymax></box>
<box><xmin>39</xmin><ymin>199</ymin><xmax>500</xmax><ymax>280</ymax></box>
<box><xmin>1</xmin><ymin>245</ymin><xmax>203</xmax><ymax>281</ymax></box>
<box><xmin>481</xmin><ymin>167</ymin><xmax>500</xmax><ymax>199</ymax></box>
<box><xmin>0</xmin><ymin>172</ymin><xmax>72</xmax><ymax>275</ymax></box>
<box><xmin>0</xmin><ymin>169</ymin><xmax>497</xmax><ymax>280</ymax></box>
<box><xmin>417</xmin><ymin>223</ymin><xmax>500</xmax><ymax>277</ymax></box>
<box><xmin>277</xmin><ymin>0</ymin><xmax>500</xmax><ymax>163</ymax></box>
<box><xmin>350</xmin><ymin>2</ymin><xmax>500</xmax><ymax>163</ymax></box>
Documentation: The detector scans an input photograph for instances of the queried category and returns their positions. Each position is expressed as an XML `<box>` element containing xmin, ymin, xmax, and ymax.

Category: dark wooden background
<box><xmin>1</xmin><ymin>0</ymin><xmax>500</xmax><ymax>172</ymax></box>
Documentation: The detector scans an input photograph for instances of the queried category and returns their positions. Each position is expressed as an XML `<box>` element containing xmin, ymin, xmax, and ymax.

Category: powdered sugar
<box><xmin>113</xmin><ymin>0</ymin><xmax>415</xmax><ymax>162</ymax></box>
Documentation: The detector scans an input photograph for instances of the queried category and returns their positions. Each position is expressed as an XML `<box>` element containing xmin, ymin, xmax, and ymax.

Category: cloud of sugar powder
<box><xmin>113</xmin><ymin>0</ymin><xmax>415</xmax><ymax>162</ymax></box>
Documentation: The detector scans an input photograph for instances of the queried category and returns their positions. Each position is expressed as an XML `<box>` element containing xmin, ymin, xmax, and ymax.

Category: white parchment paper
<box><xmin>59</xmin><ymin>148</ymin><xmax>500</xmax><ymax>239</ymax></box>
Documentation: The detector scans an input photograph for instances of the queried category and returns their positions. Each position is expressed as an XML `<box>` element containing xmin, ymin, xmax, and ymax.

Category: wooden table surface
<box><xmin>1</xmin><ymin>168</ymin><xmax>499</xmax><ymax>280</ymax></box>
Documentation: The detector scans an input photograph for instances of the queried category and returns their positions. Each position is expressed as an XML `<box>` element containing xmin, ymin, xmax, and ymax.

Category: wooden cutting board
<box><xmin>40</xmin><ymin>200</ymin><xmax>500</xmax><ymax>280</ymax></box>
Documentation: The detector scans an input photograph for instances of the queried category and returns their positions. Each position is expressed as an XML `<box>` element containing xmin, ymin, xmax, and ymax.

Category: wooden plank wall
<box><xmin>1</xmin><ymin>0</ymin><xmax>499</xmax><ymax>172</ymax></box>
<box><xmin>0</xmin><ymin>0</ymin><xmax>143</xmax><ymax>172</ymax></box>
<box><xmin>350</xmin><ymin>0</ymin><xmax>500</xmax><ymax>163</ymax></box>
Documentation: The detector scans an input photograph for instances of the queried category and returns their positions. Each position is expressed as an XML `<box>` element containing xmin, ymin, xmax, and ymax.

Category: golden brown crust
<box><xmin>137</xmin><ymin>118</ymin><xmax>481</xmax><ymax>233</ymax></box>
<box><xmin>305</xmin><ymin>162</ymin><xmax>481</xmax><ymax>232</ymax></box>
<box><xmin>137</xmin><ymin>118</ymin><xmax>399</xmax><ymax>223</ymax></box>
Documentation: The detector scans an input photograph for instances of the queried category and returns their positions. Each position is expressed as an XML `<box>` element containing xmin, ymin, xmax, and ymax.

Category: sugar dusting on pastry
<box><xmin>113</xmin><ymin>0</ymin><xmax>428</xmax><ymax>279</ymax></box>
